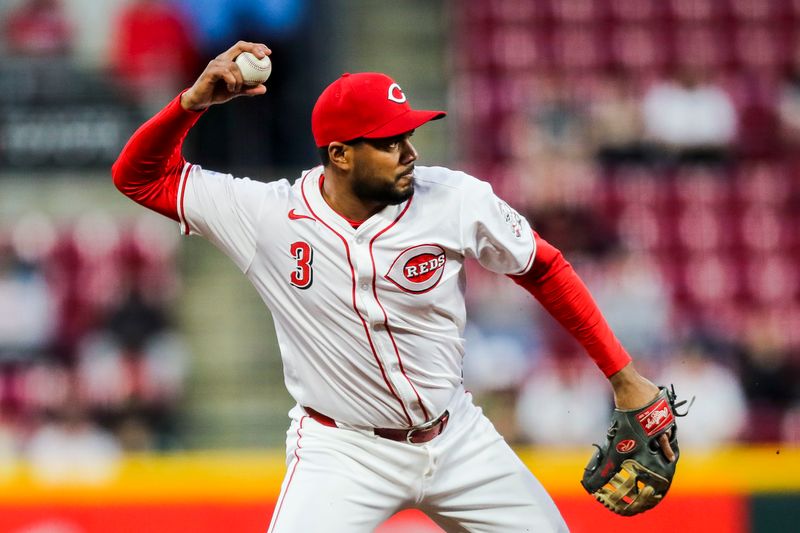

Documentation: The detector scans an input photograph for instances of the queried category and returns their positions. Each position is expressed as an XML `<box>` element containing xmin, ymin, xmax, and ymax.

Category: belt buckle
<box><xmin>405</xmin><ymin>426</ymin><xmax>422</xmax><ymax>444</ymax></box>
<box><xmin>405</xmin><ymin>411</ymin><xmax>446</xmax><ymax>444</ymax></box>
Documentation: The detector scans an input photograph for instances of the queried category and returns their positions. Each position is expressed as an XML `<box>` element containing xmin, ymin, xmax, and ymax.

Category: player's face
<box><xmin>350</xmin><ymin>131</ymin><xmax>418</xmax><ymax>205</ymax></box>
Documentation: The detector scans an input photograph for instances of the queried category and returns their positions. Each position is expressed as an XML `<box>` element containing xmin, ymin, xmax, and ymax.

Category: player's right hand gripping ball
<box><xmin>235</xmin><ymin>52</ymin><xmax>272</xmax><ymax>86</ymax></box>
<box><xmin>581</xmin><ymin>386</ymin><xmax>689</xmax><ymax>516</ymax></box>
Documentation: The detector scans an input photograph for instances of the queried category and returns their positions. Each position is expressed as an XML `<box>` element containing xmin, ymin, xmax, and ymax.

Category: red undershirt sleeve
<box><xmin>111</xmin><ymin>91</ymin><xmax>205</xmax><ymax>221</ymax></box>
<box><xmin>508</xmin><ymin>231</ymin><xmax>632</xmax><ymax>377</ymax></box>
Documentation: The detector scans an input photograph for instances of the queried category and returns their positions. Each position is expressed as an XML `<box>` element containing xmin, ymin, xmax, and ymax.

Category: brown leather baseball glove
<box><xmin>581</xmin><ymin>386</ymin><xmax>690</xmax><ymax>516</ymax></box>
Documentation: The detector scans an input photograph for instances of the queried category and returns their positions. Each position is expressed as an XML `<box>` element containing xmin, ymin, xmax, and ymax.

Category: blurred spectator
<box><xmin>2</xmin><ymin>0</ymin><xmax>72</xmax><ymax>57</ymax></box>
<box><xmin>106</xmin><ymin>286</ymin><xmax>168</xmax><ymax>351</ymax></box>
<box><xmin>515</xmin><ymin>351</ymin><xmax>611</xmax><ymax>446</ymax></box>
<box><xmin>589</xmin><ymin>71</ymin><xmax>651</xmax><ymax>167</ymax></box>
<box><xmin>26</xmin><ymin>394</ymin><xmax>121</xmax><ymax>485</ymax></box>
<box><xmin>455</xmin><ymin>0</ymin><xmax>800</xmax><ymax>447</ymax></box>
<box><xmin>642</xmin><ymin>66</ymin><xmax>737</xmax><ymax>166</ymax></box>
<box><xmin>463</xmin><ymin>323</ymin><xmax>531</xmax><ymax>394</ymax></box>
<box><xmin>0</xmin><ymin>213</ymin><xmax>186</xmax><ymax>452</ymax></box>
<box><xmin>528</xmin><ymin>205</ymin><xmax>617</xmax><ymax>260</ymax></box>
<box><xmin>18</xmin><ymin>358</ymin><xmax>71</xmax><ymax>415</ymax></box>
<box><xmin>737</xmin><ymin>312</ymin><xmax>799</xmax><ymax>441</ymax></box>
<box><xmin>462</xmin><ymin>271</ymin><xmax>539</xmax><ymax>442</ymax></box>
<box><xmin>525</xmin><ymin>74</ymin><xmax>588</xmax><ymax>159</ymax></box>
<box><xmin>0</xmin><ymin>237</ymin><xmax>55</xmax><ymax>360</ymax></box>
<box><xmin>111</xmin><ymin>0</ymin><xmax>198</xmax><ymax>111</ymax></box>
<box><xmin>48</xmin><ymin>212</ymin><xmax>122</xmax><ymax>360</ymax></box>
<box><xmin>502</xmin><ymin>76</ymin><xmax>597</xmax><ymax>210</ymax></box>
<box><xmin>585</xmin><ymin>250</ymin><xmax>672</xmax><ymax>358</ymax></box>
<box><xmin>462</xmin><ymin>322</ymin><xmax>531</xmax><ymax>442</ymax></box>
<box><xmin>657</xmin><ymin>343</ymin><xmax>746</xmax><ymax>449</ymax></box>
<box><xmin>76</xmin><ymin>288</ymin><xmax>188</xmax><ymax>449</ymax></box>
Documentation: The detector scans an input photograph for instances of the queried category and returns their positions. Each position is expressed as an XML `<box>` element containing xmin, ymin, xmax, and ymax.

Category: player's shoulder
<box><xmin>414</xmin><ymin>165</ymin><xmax>491</xmax><ymax>191</ymax></box>
<box><xmin>189</xmin><ymin>165</ymin><xmax>298</xmax><ymax>215</ymax></box>
<box><xmin>288</xmin><ymin>166</ymin><xmax>323</xmax><ymax>190</ymax></box>
<box><xmin>414</xmin><ymin>165</ymin><xmax>478</xmax><ymax>186</ymax></box>
<box><xmin>192</xmin><ymin>165</ymin><xmax>292</xmax><ymax>191</ymax></box>
<box><xmin>414</xmin><ymin>165</ymin><xmax>493</xmax><ymax>198</ymax></box>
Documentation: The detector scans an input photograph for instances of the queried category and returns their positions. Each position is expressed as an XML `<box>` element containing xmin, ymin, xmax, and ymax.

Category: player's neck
<box><xmin>320</xmin><ymin>172</ymin><xmax>384</xmax><ymax>223</ymax></box>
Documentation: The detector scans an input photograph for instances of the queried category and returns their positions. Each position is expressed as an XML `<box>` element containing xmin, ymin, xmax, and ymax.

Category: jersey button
<box><xmin>356</xmin><ymin>236</ymin><xmax>364</xmax><ymax>244</ymax></box>
<box><xmin>391</xmin><ymin>363</ymin><xmax>400</xmax><ymax>372</ymax></box>
<box><xmin>360</xmin><ymin>283</ymin><xmax>369</xmax><ymax>291</ymax></box>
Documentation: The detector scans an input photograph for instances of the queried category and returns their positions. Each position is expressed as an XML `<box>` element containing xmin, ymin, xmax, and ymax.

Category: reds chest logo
<box><xmin>386</xmin><ymin>244</ymin><xmax>447</xmax><ymax>294</ymax></box>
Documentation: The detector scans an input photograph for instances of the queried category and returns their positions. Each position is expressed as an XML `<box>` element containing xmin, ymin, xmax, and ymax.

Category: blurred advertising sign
<box><xmin>0</xmin><ymin>105</ymin><xmax>140</xmax><ymax>169</ymax></box>
<box><xmin>0</xmin><ymin>59</ymin><xmax>144</xmax><ymax>171</ymax></box>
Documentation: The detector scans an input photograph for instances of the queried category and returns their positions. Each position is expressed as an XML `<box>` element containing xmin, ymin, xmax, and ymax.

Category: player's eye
<box><xmin>372</xmin><ymin>138</ymin><xmax>401</xmax><ymax>151</ymax></box>
<box><xmin>368</xmin><ymin>132</ymin><xmax>413</xmax><ymax>151</ymax></box>
<box><xmin>390</xmin><ymin>132</ymin><xmax>414</xmax><ymax>150</ymax></box>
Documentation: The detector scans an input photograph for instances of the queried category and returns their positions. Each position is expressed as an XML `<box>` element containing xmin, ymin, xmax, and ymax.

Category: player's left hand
<box><xmin>609</xmin><ymin>364</ymin><xmax>675</xmax><ymax>461</ymax></box>
<box><xmin>581</xmin><ymin>384</ymin><xmax>691</xmax><ymax>516</ymax></box>
<box><xmin>181</xmin><ymin>41</ymin><xmax>271</xmax><ymax>112</ymax></box>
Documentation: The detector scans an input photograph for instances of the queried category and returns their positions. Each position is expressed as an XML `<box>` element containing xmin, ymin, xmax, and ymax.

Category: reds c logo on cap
<box><xmin>311</xmin><ymin>72</ymin><xmax>446</xmax><ymax>147</ymax></box>
<box><xmin>386</xmin><ymin>244</ymin><xmax>447</xmax><ymax>294</ymax></box>
<box><xmin>387</xmin><ymin>83</ymin><xmax>407</xmax><ymax>104</ymax></box>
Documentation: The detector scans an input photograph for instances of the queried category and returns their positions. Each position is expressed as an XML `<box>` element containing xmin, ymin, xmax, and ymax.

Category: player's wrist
<box><xmin>180</xmin><ymin>89</ymin><xmax>208</xmax><ymax>112</ymax></box>
<box><xmin>609</xmin><ymin>364</ymin><xmax>659</xmax><ymax>410</ymax></box>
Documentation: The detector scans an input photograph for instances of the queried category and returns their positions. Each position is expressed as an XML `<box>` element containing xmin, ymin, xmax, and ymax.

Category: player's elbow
<box><xmin>111</xmin><ymin>155</ymin><xmax>139</xmax><ymax>197</ymax></box>
<box><xmin>519</xmin><ymin>235</ymin><xmax>567</xmax><ymax>285</ymax></box>
<box><xmin>111</xmin><ymin>158</ymin><xmax>125</xmax><ymax>192</ymax></box>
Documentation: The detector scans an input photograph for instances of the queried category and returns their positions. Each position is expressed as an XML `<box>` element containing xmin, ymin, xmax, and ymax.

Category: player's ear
<box><xmin>327</xmin><ymin>142</ymin><xmax>353</xmax><ymax>171</ymax></box>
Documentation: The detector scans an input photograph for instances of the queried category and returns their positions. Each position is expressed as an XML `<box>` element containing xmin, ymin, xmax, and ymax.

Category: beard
<box><xmin>352</xmin><ymin>167</ymin><xmax>415</xmax><ymax>205</ymax></box>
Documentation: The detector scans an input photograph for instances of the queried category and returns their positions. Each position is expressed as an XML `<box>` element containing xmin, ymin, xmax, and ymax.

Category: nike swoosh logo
<box><xmin>288</xmin><ymin>209</ymin><xmax>315</xmax><ymax>221</ymax></box>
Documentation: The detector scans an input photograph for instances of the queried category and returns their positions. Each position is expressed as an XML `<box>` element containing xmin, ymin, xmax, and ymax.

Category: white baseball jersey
<box><xmin>176</xmin><ymin>163</ymin><xmax>535</xmax><ymax>429</ymax></box>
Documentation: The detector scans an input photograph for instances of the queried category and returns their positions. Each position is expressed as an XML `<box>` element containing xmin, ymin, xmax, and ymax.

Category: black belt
<box><xmin>304</xmin><ymin>406</ymin><xmax>450</xmax><ymax>444</ymax></box>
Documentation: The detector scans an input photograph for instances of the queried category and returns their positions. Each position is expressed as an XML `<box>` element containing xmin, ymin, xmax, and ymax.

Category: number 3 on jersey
<box><xmin>290</xmin><ymin>241</ymin><xmax>313</xmax><ymax>289</ymax></box>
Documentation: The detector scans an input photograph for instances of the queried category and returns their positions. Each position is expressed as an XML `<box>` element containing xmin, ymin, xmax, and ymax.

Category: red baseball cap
<box><xmin>312</xmin><ymin>72</ymin><xmax>446</xmax><ymax>147</ymax></box>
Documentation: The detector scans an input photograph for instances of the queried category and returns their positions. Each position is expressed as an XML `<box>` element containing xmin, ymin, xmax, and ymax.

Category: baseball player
<box><xmin>113</xmin><ymin>42</ymin><xmax>676</xmax><ymax>532</ymax></box>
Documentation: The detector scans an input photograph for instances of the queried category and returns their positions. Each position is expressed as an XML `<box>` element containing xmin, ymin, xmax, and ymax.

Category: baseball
<box><xmin>235</xmin><ymin>52</ymin><xmax>272</xmax><ymax>86</ymax></box>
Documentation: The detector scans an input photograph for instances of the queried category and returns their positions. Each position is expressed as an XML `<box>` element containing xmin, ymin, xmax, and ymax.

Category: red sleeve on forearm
<box><xmin>111</xmin><ymin>92</ymin><xmax>205</xmax><ymax>221</ymax></box>
<box><xmin>509</xmin><ymin>231</ymin><xmax>632</xmax><ymax>377</ymax></box>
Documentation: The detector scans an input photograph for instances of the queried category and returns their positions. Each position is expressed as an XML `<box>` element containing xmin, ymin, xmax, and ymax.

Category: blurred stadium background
<box><xmin>0</xmin><ymin>0</ymin><xmax>798</xmax><ymax>531</ymax></box>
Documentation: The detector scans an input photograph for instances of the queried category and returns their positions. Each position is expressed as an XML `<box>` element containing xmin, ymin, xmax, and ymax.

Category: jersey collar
<box><xmin>300</xmin><ymin>166</ymin><xmax>410</xmax><ymax>236</ymax></box>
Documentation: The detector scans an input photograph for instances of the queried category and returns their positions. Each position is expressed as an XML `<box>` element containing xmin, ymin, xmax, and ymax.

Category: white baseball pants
<box><xmin>267</xmin><ymin>389</ymin><xmax>568</xmax><ymax>532</ymax></box>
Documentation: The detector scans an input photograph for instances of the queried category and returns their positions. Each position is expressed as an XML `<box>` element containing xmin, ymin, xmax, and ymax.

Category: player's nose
<box><xmin>401</xmin><ymin>139</ymin><xmax>418</xmax><ymax>164</ymax></box>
